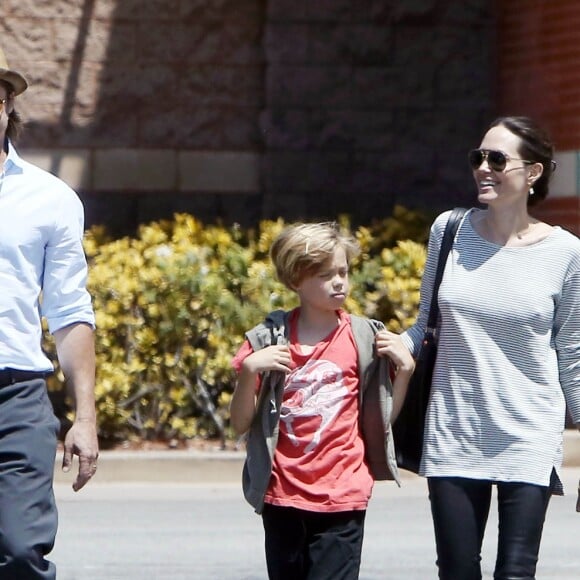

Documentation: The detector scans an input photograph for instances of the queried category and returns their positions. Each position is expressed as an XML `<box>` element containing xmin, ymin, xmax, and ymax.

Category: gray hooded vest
<box><xmin>242</xmin><ymin>309</ymin><xmax>401</xmax><ymax>513</ymax></box>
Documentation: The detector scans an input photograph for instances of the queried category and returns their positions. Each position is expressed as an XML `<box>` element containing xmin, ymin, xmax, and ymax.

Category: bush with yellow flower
<box><xmin>44</xmin><ymin>206</ymin><xmax>431</xmax><ymax>447</ymax></box>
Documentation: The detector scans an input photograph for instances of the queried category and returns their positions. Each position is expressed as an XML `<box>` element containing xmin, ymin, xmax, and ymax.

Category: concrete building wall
<box><xmin>498</xmin><ymin>0</ymin><xmax>580</xmax><ymax>235</ymax></box>
<box><xmin>261</xmin><ymin>0</ymin><xmax>495</xmax><ymax>223</ymax></box>
<box><xmin>2</xmin><ymin>1</ymin><xmax>497</xmax><ymax>234</ymax></box>
<box><xmin>2</xmin><ymin>0</ymin><xmax>266</xmax><ymax>232</ymax></box>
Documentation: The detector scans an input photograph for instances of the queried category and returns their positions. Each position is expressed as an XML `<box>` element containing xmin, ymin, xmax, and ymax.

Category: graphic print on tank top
<box><xmin>279</xmin><ymin>358</ymin><xmax>347</xmax><ymax>454</ymax></box>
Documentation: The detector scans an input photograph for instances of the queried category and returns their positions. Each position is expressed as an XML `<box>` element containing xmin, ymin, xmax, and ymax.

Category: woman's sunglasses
<box><xmin>468</xmin><ymin>149</ymin><xmax>535</xmax><ymax>172</ymax></box>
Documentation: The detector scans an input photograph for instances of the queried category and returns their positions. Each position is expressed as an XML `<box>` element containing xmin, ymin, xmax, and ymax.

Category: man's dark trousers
<box><xmin>0</xmin><ymin>375</ymin><xmax>59</xmax><ymax>579</ymax></box>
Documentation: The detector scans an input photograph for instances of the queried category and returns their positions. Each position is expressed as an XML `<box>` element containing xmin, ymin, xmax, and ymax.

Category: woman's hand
<box><xmin>375</xmin><ymin>330</ymin><xmax>415</xmax><ymax>374</ymax></box>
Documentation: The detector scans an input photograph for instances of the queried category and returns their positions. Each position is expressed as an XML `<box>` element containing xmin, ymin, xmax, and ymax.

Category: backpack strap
<box><xmin>351</xmin><ymin>314</ymin><xmax>399</xmax><ymax>483</ymax></box>
<box><xmin>350</xmin><ymin>314</ymin><xmax>385</xmax><ymax>390</ymax></box>
<box><xmin>245</xmin><ymin>309</ymin><xmax>289</xmax><ymax>351</ymax></box>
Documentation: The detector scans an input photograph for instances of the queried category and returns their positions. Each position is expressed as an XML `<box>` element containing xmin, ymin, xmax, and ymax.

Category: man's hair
<box><xmin>0</xmin><ymin>80</ymin><xmax>23</xmax><ymax>142</ymax></box>
<box><xmin>270</xmin><ymin>222</ymin><xmax>360</xmax><ymax>289</ymax></box>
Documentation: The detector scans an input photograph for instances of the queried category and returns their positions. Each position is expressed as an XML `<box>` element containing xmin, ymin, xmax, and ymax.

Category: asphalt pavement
<box><xmin>52</xmin><ymin>469</ymin><xmax>580</xmax><ymax>579</ymax></box>
<box><xmin>53</xmin><ymin>430</ymin><xmax>580</xmax><ymax>486</ymax></box>
<box><xmin>49</xmin><ymin>431</ymin><xmax>580</xmax><ymax>579</ymax></box>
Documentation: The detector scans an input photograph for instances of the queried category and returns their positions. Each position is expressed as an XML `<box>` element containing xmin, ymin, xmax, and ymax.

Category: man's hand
<box><xmin>62</xmin><ymin>418</ymin><xmax>99</xmax><ymax>492</ymax></box>
<box><xmin>54</xmin><ymin>322</ymin><xmax>98</xmax><ymax>491</ymax></box>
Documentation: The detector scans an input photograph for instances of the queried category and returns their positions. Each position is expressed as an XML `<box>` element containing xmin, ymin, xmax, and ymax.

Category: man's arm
<box><xmin>53</xmin><ymin>322</ymin><xmax>99</xmax><ymax>492</ymax></box>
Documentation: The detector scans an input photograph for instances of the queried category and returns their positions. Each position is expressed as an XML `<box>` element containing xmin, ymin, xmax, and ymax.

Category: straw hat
<box><xmin>0</xmin><ymin>48</ymin><xmax>28</xmax><ymax>95</ymax></box>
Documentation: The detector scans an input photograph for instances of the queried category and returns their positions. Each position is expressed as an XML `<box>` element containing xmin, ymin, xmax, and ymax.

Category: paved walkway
<box><xmin>54</xmin><ymin>430</ymin><xmax>580</xmax><ymax>485</ymax></box>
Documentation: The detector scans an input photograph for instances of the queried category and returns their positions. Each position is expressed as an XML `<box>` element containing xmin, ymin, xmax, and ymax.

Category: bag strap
<box><xmin>425</xmin><ymin>207</ymin><xmax>467</xmax><ymax>333</ymax></box>
<box><xmin>349</xmin><ymin>315</ymin><xmax>386</xmax><ymax>391</ymax></box>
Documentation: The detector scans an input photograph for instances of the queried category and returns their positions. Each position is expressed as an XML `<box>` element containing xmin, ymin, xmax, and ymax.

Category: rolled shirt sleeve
<box><xmin>41</xmin><ymin>191</ymin><xmax>95</xmax><ymax>333</ymax></box>
<box><xmin>0</xmin><ymin>142</ymin><xmax>95</xmax><ymax>371</ymax></box>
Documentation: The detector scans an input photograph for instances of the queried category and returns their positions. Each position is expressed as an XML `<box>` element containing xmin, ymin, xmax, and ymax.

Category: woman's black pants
<box><xmin>428</xmin><ymin>476</ymin><xmax>551</xmax><ymax>580</ymax></box>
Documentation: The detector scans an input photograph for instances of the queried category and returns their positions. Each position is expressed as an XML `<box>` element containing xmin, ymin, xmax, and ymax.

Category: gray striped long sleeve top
<box><xmin>401</xmin><ymin>209</ymin><xmax>580</xmax><ymax>493</ymax></box>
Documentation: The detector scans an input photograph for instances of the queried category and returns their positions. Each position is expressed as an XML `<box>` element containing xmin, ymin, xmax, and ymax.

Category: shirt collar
<box><xmin>3</xmin><ymin>139</ymin><xmax>24</xmax><ymax>174</ymax></box>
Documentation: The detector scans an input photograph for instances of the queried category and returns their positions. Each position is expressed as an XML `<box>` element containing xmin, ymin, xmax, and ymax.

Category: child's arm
<box><xmin>375</xmin><ymin>330</ymin><xmax>415</xmax><ymax>423</ymax></box>
<box><xmin>230</xmin><ymin>345</ymin><xmax>293</xmax><ymax>435</ymax></box>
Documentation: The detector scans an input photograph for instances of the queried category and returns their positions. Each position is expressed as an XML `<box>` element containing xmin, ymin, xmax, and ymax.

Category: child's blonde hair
<box><xmin>270</xmin><ymin>222</ymin><xmax>360</xmax><ymax>289</ymax></box>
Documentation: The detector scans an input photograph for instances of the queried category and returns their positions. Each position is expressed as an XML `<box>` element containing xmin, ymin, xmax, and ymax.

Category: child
<box><xmin>230</xmin><ymin>222</ymin><xmax>414</xmax><ymax>580</ymax></box>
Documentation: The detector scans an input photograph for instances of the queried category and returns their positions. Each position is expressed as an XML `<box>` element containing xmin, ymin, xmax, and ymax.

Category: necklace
<box><xmin>476</xmin><ymin>213</ymin><xmax>539</xmax><ymax>246</ymax></box>
<box><xmin>516</xmin><ymin>222</ymin><xmax>534</xmax><ymax>239</ymax></box>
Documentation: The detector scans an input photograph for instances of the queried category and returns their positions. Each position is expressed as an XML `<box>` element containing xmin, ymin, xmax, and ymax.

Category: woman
<box><xmin>397</xmin><ymin>116</ymin><xmax>579</xmax><ymax>579</ymax></box>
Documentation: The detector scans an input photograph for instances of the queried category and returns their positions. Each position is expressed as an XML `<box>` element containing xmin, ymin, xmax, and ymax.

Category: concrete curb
<box><xmin>54</xmin><ymin>450</ymin><xmax>245</xmax><ymax>485</ymax></box>
<box><xmin>54</xmin><ymin>430</ymin><xmax>580</xmax><ymax>485</ymax></box>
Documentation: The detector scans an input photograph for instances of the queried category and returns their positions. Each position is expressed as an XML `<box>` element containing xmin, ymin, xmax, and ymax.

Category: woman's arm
<box><xmin>375</xmin><ymin>330</ymin><xmax>415</xmax><ymax>423</ymax></box>
<box><xmin>554</xmin><ymin>268</ymin><xmax>580</xmax><ymax>424</ymax></box>
<box><xmin>400</xmin><ymin>211</ymin><xmax>451</xmax><ymax>356</ymax></box>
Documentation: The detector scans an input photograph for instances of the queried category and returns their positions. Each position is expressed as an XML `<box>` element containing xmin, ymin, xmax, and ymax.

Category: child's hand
<box><xmin>242</xmin><ymin>345</ymin><xmax>293</xmax><ymax>374</ymax></box>
<box><xmin>375</xmin><ymin>330</ymin><xmax>415</xmax><ymax>373</ymax></box>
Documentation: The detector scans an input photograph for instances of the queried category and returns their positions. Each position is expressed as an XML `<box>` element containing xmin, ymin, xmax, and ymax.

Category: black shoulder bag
<box><xmin>392</xmin><ymin>207</ymin><xmax>467</xmax><ymax>473</ymax></box>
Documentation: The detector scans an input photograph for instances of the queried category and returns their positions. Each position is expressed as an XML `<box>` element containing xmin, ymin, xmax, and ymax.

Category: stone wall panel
<box><xmin>351</xmin><ymin>152</ymin><xmax>397</xmax><ymax>196</ymax></box>
<box><xmin>179</xmin><ymin>0</ymin><xmax>264</xmax><ymax>23</ymax></box>
<box><xmin>108</xmin><ymin>0</ymin><xmax>181</xmax><ymax>20</ymax></box>
<box><xmin>219</xmin><ymin>22</ymin><xmax>264</xmax><ymax>66</ymax></box>
<box><xmin>438</xmin><ymin>0</ymin><xmax>492</xmax><ymax>25</ymax></box>
<box><xmin>220</xmin><ymin>107</ymin><xmax>263</xmax><ymax>149</ymax></box>
<box><xmin>2</xmin><ymin>0</ymin><xmax>86</xmax><ymax>19</ymax></box>
<box><xmin>306</xmin><ymin>0</ymin><xmax>353</xmax><ymax>22</ymax></box>
<box><xmin>137</xmin><ymin>21</ymin><xmax>193</xmax><ymax>62</ymax></box>
<box><xmin>267</xmin><ymin>65</ymin><xmax>351</xmax><ymax>108</ymax></box>
<box><xmin>310</xmin><ymin>110</ymin><xmax>395</xmax><ymax>152</ymax></box>
<box><xmin>181</xmin><ymin>66</ymin><xmax>262</xmax><ymax>107</ymax></box>
<box><xmin>260</xmin><ymin>110</ymin><xmax>310</xmax><ymax>150</ymax></box>
<box><xmin>17</xmin><ymin>61</ymin><xmax>70</xmax><ymax>109</ymax></box>
<box><xmin>92</xmin><ymin>0</ymin><xmax>117</xmax><ymax>20</ymax></box>
<box><xmin>263</xmin><ymin>152</ymin><xmax>311</xmax><ymax>193</ymax></box>
<box><xmin>267</xmin><ymin>0</ymin><xmax>307</xmax><ymax>21</ymax></box>
<box><xmin>53</xmin><ymin>19</ymin><xmax>137</xmax><ymax>65</ymax></box>
<box><xmin>436</xmin><ymin>55</ymin><xmax>492</xmax><ymax>105</ymax></box>
<box><xmin>135</xmin><ymin>104</ymin><xmax>260</xmax><ymax>150</ymax></box>
<box><xmin>2</xmin><ymin>19</ymin><xmax>54</xmax><ymax>62</ymax></box>
<box><xmin>351</xmin><ymin>67</ymin><xmax>400</xmax><ymax>109</ymax></box>
<box><xmin>100</xmin><ymin>62</ymin><xmax>180</xmax><ymax>102</ymax></box>
<box><xmin>307</xmin><ymin>152</ymin><xmax>352</xmax><ymax>194</ymax></box>
<box><xmin>77</xmin><ymin>107</ymin><xmax>137</xmax><ymax>148</ymax></box>
<box><xmin>309</xmin><ymin>24</ymin><xmax>393</xmax><ymax>65</ymax></box>
<box><xmin>350</xmin><ymin>0</ymin><xmax>393</xmax><ymax>23</ymax></box>
<box><xmin>265</xmin><ymin>24</ymin><xmax>308</xmax><ymax>64</ymax></box>
<box><xmin>308</xmin><ymin>111</ymin><xmax>354</xmax><ymax>152</ymax></box>
<box><xmin>263</xmin><ymin>0</ymin><xmax>494</xmax><ymax>224</ymax></box>
<box><xmin>391</xmin><ymin>0</ymin><xmax>439</xmax><ymax>22</ymax></box>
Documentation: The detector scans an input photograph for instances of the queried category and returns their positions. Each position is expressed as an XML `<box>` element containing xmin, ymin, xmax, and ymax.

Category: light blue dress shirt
<box><xmin>0</xmin><ymin>142</ymin><xmax>95</xmax><ymax>372</ymax></box>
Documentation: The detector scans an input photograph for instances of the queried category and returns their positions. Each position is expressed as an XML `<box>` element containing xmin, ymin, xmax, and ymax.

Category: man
<box><xmin>0</xmin><ymin>48</ymin><xmax>98</xmax><ymax>578</ymax></box>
